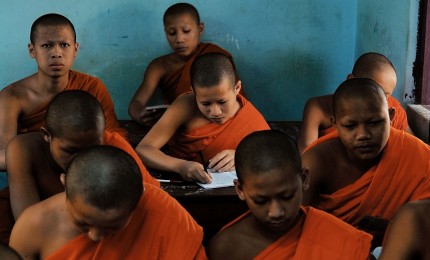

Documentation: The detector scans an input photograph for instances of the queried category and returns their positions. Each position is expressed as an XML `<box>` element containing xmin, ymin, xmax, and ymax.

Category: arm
<box><xmin>0</xmin><ymin>89</ymin><xmax>21</xmax><ymax>171</ymax></box>
<box><xmin>6</xmin><ymin>135</ymin><xmax>41</xmax><ymax>219</ymax></box>
<box><xmin>135</xmin><ymin>95</ymin><xmax>211</xmax><ymax>183</ymax></box>
<box><xmin>298</xmin><ymin>98</ymin><xmax>326</xmax><ymax>154</ymax></box>
<box><xmin>128</xmin><ymin>60</ymin><xmax>165</xmax><ymax>126</ymax></box>
<box><xmin>301</xmin><ymin>148</ymin><xmax>323</xmax><ymax>206</ymax></box>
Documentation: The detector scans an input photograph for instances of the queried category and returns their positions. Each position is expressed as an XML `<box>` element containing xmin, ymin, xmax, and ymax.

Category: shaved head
<box><xmin>31</xmin><ymin>13</ymin><xmax>76</xmax><ymax>43</ymax></box>
<box><xmin>190</xmin><ymin>52</ymin><xmax>237</xmax><ymax>89</ymax></box>
<box><xmin>333</xmin><ymin>78</ymin><xmax>387</xmax><ymax>118</ymax></box>
<box><xmin>45</xmin><ymin>90</ymin><xmax>105</xmax><ymax>138</ymax></box>
<box><xmin>163</xmin><ymin>2</ymin><xmax>200</xmax><ymax>25</ymax></box>
<box><xmin>235</xmin><ymin>130</ymin><xmax>301</xmax><ymax>184</ymax></box>
<box><xmin>352</xmin><ymin>52</ymin><xmax>396</xmax><ymax>78</ymax></box>
<box><xmin>66</xmin><ymin>145</ymin><xmax>143</xmax><ymax>213</ymax></box>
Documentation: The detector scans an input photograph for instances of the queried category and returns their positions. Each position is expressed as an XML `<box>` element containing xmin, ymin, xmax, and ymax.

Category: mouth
<box><xmin>211</xmin><ymin>117</ymin><xmax>224</xmax><ymax>123</ymax></box>
<box><xmin>175</xmin><ymin>47</ymin><xmax>187</xmax><ymax>52</ymax></box>
<box><xmin>355</xmin><ymin>144</ymin><xmax>377</xmax><ymax>153</ymax></box>
<box><xmin>268</xmin><ymin>220</ymin><xmax>289</xmax><ymax>229</ymax></box>
<box><xmin>50</xmin><ymin>63</ymin><xmax>64</xmax><ymax>69</ymax></box>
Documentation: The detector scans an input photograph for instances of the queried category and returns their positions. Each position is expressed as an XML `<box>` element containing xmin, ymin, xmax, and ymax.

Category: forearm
<box><xmin>128</xmin><ymin>101</ymin><xmax>145</xmax><ymax>123</ymax></box>
<box><xmin>136</xmin><ymin>145</ymin><xmax>186</xmax><ymax>174</ymax></box>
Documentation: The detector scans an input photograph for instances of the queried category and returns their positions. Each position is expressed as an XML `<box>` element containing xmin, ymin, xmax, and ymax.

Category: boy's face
<box><xmin>235</xmin><ymin>166</ymin><xmax>309</xmax><ymax>233</ymax></box>
<box><xmin>45</xmin><ymin>129</ymin><xmax>103</xmax><ymax>171</ymax></box>
<box><xmin>67</xmin><ymin>195</ymin><xmax>133</xmax><ymax>242</ymax></box>
<box><xmin>194</xmin><ymin>78</ymin><xmax>241</xmax><ymax>124</ymax></box>
<box><xmin>164</xmin><ymin>13</ymin><xmax>203</xmax><ymax>58</ymax></box>
<box><xmin>333</xmin><ymin>95</ymin><xmax>392</xmax><ymax>161</ymax></box>
<box><xmin>28</xmin><ymin>25</ymin><xmax>78</xmax><ymax>78</ymax></box>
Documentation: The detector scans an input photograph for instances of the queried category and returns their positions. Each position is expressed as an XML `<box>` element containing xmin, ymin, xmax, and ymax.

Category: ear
<box><xmin>300</xmin><ymin>168</ymin><xmax>310</xmax><ymax>191</ymax></box>
<box><xmin>73</xmin><ymin>42</ymin><xmax>79</xmax><ymax>58</ymax></box>
<box><xmin>60</xmin><ymin>173</ymin><xmax>66</xmax><ymax>187</ymax></box>
<box><xmin>198</xmin><ymin>22</ymin><xmax>205</xmax><ymax>35</ymax></box>
<box><xmin>40</xmin><ymin>127</ymin><xmax>51</xmax><ymax>143</ymax></box>
<box><xmin>346</xmin><ymin>73</ymin><xmax>354</xmax><ymax>79</ymax></box>
<box><xmin>234</xmin><ymin>179</ymin><xmax>245</xmax><ymax>201</ymax></box>
<box><xmin>388</xmin><ymin>107</ymin><xmax>396</xmax><ymax>122</ymax></box>
<box><xmin>28</xmin><ymin>43</ymin><xmax>35</xmax><ymax>58</ymax></box>
<box><xmin>234</xmin><ymin>80</ymin><xmax>242</xmax><ymax>95</ymax></box>
<box><xmin>330</xmin><ymin>116</ymin><xmax>337</xmax><ymax>128</ymax></box>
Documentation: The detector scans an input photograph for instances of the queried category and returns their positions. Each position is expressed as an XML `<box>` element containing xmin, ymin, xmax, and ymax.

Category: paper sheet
<box><xmin>197</xmin><ymin>171</ymin><xmax>237</xmax><ymax>189</ymax></box>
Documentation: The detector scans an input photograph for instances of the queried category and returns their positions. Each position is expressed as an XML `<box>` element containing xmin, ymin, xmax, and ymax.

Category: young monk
<box><xmin>302</xmin><ymin>78</ymin><xmax>430</xmax><ymax>248</ymax></box>
<box><xmin>0</xmin><ymin>13</ymin><xmax>124</xmax><ymax>172</ymax></box>
<box><xmin>9</xmin><ymin>145</ymin><xmax>206</xmax><ymax>259</ymax></box>
<box><xmin>298</xmin><ymin>52</ymin><xmax>413</xmax><ymax>154</ymax></box>
<box><xmin>379</xmin><ymin>199</ymin><xmax>430</xmax><ymax>260</ymax></box>
<box><xmin>6</xmin><ymin>90</ymin><xmax>158</xmax><ymax>221</ymax></box>
<box><xmin>208</xmin><ymin>130</ymin><xmax>372</xmax><ymax>259</ymax></box>
<box><xmin>129</xmin><ymin>2</ymin><xmax>245</xmax><ymax>126</ymax></box>
<box><xmin>136</xmin><ymin>52</ymin><xmax>269</xmax><ymax>183</ymax></box>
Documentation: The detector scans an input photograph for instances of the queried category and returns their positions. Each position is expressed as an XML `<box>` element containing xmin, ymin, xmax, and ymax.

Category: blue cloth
<box><xmin>0</xmin><ymin>171</ymin><xmax>7</xmax><ymax>190</ymax></box>
<box><xmin>372</xmin><ymin>247</ymin><xmax>382</xmax><ymax>259</ymax></box>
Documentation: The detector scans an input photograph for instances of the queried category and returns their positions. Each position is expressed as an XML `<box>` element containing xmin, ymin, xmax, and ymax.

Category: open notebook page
<box><xmin>197</xmin><ymin>170</ymin><xmax>237</xmax><ymax>189</ymax></box>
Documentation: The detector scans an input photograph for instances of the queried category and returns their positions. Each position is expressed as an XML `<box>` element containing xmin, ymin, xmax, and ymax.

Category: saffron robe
<box><xmin>222</xmin><ymin>206</ymin><xmax>372</xmax><ymax>260</ymax></box>
<box><xmin>17</xmin><ymin>70</ymin><xmax>125</xmax><ymax>136</ymax></box>
<box><xmin>45</xmin><ymin>184</ymin><xmax>206</xmax><ymax>260</ymax></box>
<box><xmin>168</xmin><ymin>95</ymin><xmax>270</xmax><ymax>164</ymax></box>
<box><xmin>160</xmin><ymin>42</ymin><xmax>245</xmax><ymax>104</ymax></box>
<box><xmin>310</xmin><ymin>128</ymin><xmax>430</xmax><ymax>226</ymax></box>
<box><xmin>104</xmin><ymin>131</ymin><xmax>159</xmax><ymax>187</ymax></box>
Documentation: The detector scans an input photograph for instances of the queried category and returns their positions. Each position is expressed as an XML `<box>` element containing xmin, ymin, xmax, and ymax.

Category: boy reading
<box><xmin>208</xmin><ymin>130</ymin><xmax>372</xmax><ymax>259</ymax></box>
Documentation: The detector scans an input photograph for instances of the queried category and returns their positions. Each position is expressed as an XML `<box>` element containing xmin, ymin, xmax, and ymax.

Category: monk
<box><xmin>129</xmin><ymin>3</ymin><xmax>245</xmax><ymax>126</ymax></box>
<box><xmin>208</xmin><ymin>130</ymin><xmax>372</xmax><ymax>259</ymax></box>
<box><xmin>9</xmin><ymin>145</ymin><xmax>206</xmax><ymax>259</ymax></box>
<box><xmin>136</xmin><ymin>52</ymin><xmax>269</xmax><ymax>183</ymax></box>
<box><xmin>0</xmin><ymin>13</ymin><xmax>124</xmax><ymax>172</ymax></box>
<box><xmin>302</xmin><ymin>78</ymin><xmax>430</xmax><ymax>248</ymax></box>
<box><xmin>379</xmin><ymin>199</ymin><xmax>430</xmax><ymax>260</ymax></box>
<box><xmin>7</xmin><ymin>90</ymin><xmax>158</xmax><ymax>222</ymax></box>
<box><xmin>298</xmin><ymin>52</ymin><xmax>413</xmax><ymax>154</ymax></box>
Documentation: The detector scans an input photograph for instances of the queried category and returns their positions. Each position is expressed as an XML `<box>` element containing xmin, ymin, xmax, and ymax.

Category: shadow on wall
<box><xmin>74</xmin><ymin>2</ymin><xmax>170</xmax><ymax>119</ymax></box>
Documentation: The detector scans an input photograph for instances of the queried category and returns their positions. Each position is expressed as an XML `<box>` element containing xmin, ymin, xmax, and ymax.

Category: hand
<box><xmin>208</xmin><ymin>150</ymin><xmax>235</xmax><ymax>172</ymax></box>
<box><xmin>179</xmin><ymin>161</ymin><xmax>212</xmax><ymax>184</ymax></box>
<box><xmin>139</xmin><ymin>109</ymin><xmax>165</xmax><ymax>127</ymax></box>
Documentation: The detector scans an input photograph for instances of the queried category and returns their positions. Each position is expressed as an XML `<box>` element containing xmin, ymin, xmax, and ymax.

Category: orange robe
<box><xmin>160</xmin><ymin>42</ymin><xmax>245</xmax><ymax>104</ymax></box>
<box><xmin>45</xmin><ymin>184</ymin><xmax>206</xmax><ymax>260</ymax></box>
<box><xmin>318</xmin><ymin>96</ymin><xmax>409</xmax><ymax>138</ymax></box>
<box><xmin>222</xmin><ymin>206</ymin><xmax>372</xmax><ymax>259</ymax></box>
<box><xmin>168</xmin><ymin>95</ymin><xmax>270</xmax><ymax>164</ymax></box>
<box><xmin>104</xmin><ymin>131</ymin><xmax>159</xmax><ymax>187</ymax></box>
<box><xmin>310</xmin><ymin>128</ymin><xmax>430</xmax><ymax>226</ymax></box>
<box><xmin>17</xmin><ymin>70</ymin><xmax>125</xmax><ymax>136</ymax></box>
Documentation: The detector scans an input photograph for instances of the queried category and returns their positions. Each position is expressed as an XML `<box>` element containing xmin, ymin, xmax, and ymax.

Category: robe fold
<box><xmin>45</xmin><ymin>184</ymin><xmax>206</xmax><ymax>260</ymax></box>
<box><xmin>18</xmin><ymin>70</ymin><xmax>125</xmax><ymax>136</ymax></box>
<box><xmin>104</xmin><ymin>131</ymin><xmax>159</xmax><ymax>187</ymax></box>
<box><xmin>160</xmin><ymin>42</ymin><xmax>245</xmax><ymax>104</ymax></box>
<box><xmin>222</xmin><ymin>206</ymin><xmax>371</xmax><ymax>260</ymax></box>
<box><xmin>311</xmin><ymin>128</ymin><xmax>430</xmax><ymax>226</ymax></box>
<box><xmin>168</xmin><ymin>94</ymin><xmax>270</xmax><ymax>164</ymax></box>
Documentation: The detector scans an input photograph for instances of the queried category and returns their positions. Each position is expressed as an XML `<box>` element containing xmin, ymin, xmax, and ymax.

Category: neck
<box><xmin>36</xmin><ymin>71</ymin><xmax>70</xmax><ymax>93</ymax></box>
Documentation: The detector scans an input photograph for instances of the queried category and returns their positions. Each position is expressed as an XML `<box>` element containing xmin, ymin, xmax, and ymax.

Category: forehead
<box><xmin>55</xmin><ymin>129</ymin><xmax>102</xmax><ymax>146</ymax></box>
<box><xmin>335</xmin><ymin>95</ymin><xmax>387</xmax><ymax>119</ymax></box>
<box><xmin>194</xmin><ymin>78</ymin><xmax>235</xmax><ymax>98</ymax></box>
<box><xmin>34</xmin><ymin>25</ymin><xmax>75</xmax><ymax>41</ymax></box>
<box><xmin>164</xmin><ymin>13</ymin><xmax>198</xmax><ymax>27</ymax></box>
<box><xmin>242</xmin><ymin>167</ymin><xmax>299</xmax><ymax>194</ymax></box>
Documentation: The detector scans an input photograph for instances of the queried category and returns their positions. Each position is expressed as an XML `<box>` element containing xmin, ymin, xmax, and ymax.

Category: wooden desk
<box><xmin>119</xmin><ymin>120</ymin><xmax>301</xmax><ymax>244</ymax></box>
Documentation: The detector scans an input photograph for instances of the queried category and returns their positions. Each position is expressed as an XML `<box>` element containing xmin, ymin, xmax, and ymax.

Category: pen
<box><xmin>199</xmin><ymin>150</ymin><xmax>208</xmax><ymax>173</ymax></box>
<box><xmin>156</xmin><ymin>179</ymin><xmax>183</xmax><ymax>183</ymax></box>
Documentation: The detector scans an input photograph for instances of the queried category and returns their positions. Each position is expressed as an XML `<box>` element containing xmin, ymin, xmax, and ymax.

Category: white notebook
<box><xmin>197</xmin><ymin>170</ymin><xmax>237</xmax><ymax>189</ymax></box>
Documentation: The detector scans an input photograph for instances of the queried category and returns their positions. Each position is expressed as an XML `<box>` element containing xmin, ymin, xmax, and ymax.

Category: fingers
<box><xmin>209</xmin><ymin>150</ymin><xmax>235</xmax><ymax>172</ymax></box>
<box><xmin>187</xmin><ymin>168</ymin><xmax>212</xmax><ymax>184</ymax></box>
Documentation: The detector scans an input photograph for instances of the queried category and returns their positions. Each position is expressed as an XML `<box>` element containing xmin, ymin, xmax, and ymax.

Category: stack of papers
<box><xmin>197</xmin><ymin>171</ymin><xmax>237</xmax><ymax>189</ymax></box>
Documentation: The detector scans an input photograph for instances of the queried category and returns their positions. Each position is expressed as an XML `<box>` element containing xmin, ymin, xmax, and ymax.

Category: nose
<box><xmin>176</xmin><ymin>31</ymin><xmax>185</xmax><ymax>44</ymax></box>
<box><xmin>209</xmin><ymin>105</ymin><xmax>222</xmax><ymax>117</ymax></box>
<box><xmin>51</xmin><ymin>45</ymin><xmax>63</xmax><ymax>58</ymax></box>
<box><xmin>268</xmin><ymin>200</ymin><xmax>284</xmax><ymax>220</ymax></box>
<box><xmin>356</xmin><ymin>124</ymin><xmax>371</xmax><ymax>140</ymax></box>
<box><xmin>87</xmin><ymin>228</ymin><xmax>105</xmax><ymax>242</ymax></box>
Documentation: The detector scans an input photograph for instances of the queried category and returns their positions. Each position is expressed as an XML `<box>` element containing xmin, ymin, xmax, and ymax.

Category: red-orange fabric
<box><xmin>168</xmin><ymin>95</ymin><xmax>270</xmax><ymax>164</ymax></box>
<box><xmin>45</xmin><ymin>184</ymin><xmax>206</xmax><ymax>260</ymax></box>
<box><xmin>160</xmin><ymin>43</ymin><xmax>245</xmax><ymax>104</ymax></box>
<box><xmin>312</xmin><ymin>128</ymin><xmax>430</xmax><ymax>226</ymax></box>
<box><xmin>387</xmin><ymin>96</ymin><xmax>408</xmax><ymax>131</ymax></box>
<box><xmin>17</xmin><ymin>70</ymin><xmax>125</xmax><ymax>136</ymax></box>
<box><xmin>104</xmin><ymin>131</ymin><xmax>159</xmax><ymax>187</ymax></box>
<box><xmin>221</xmin><ymin>206</ymin><xmax>372</xmax><ymax>260</ymax></box>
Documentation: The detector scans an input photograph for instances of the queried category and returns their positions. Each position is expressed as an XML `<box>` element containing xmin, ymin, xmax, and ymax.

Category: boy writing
<box><xmin>128</xmin><ymin>2</ymin><xmax>245</xmax><ymax>126</ymax></box>
<box><xmin>136</xmin><ymin>53</ymin><xmax>269</xmax><ymax>183</ymax></box>
<box><xmin>302</xmin><ymin>78</ymin><xmax>430</xmax><ymax>248</ymax></box>
<box><xmin>0</xmin><ymin>13</ymin><xmax>123</xmax><ymax>172</ymax></box>
<box><xmin>298</xmin><ymin>52</ymin><xmax>413</xmax><ymax>153</ymax></box>
<box><xmin>7</xmin><ymin>90</ymin><xmax>158</xmax><ymax>221</ymax></box>
<box><xmin>10</xmin><ymin>146</ymin><xmax>206</xmax><ymax>259</ymax></box>
<box><xmin>208</xmin><ymin>130</ymin><xmax>372</xmax><ymax>259</ymax></box>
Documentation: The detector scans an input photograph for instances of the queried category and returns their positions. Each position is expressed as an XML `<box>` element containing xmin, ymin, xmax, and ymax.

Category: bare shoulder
<box><xmin>149</xmin><ymin>53</ymin><xmax>183</xmax><ymax>75</ymax></box>
<box><xmin>208</xmin><ymin>220</ymin><xmax>248</xmax><ymax>260</ymax></box>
